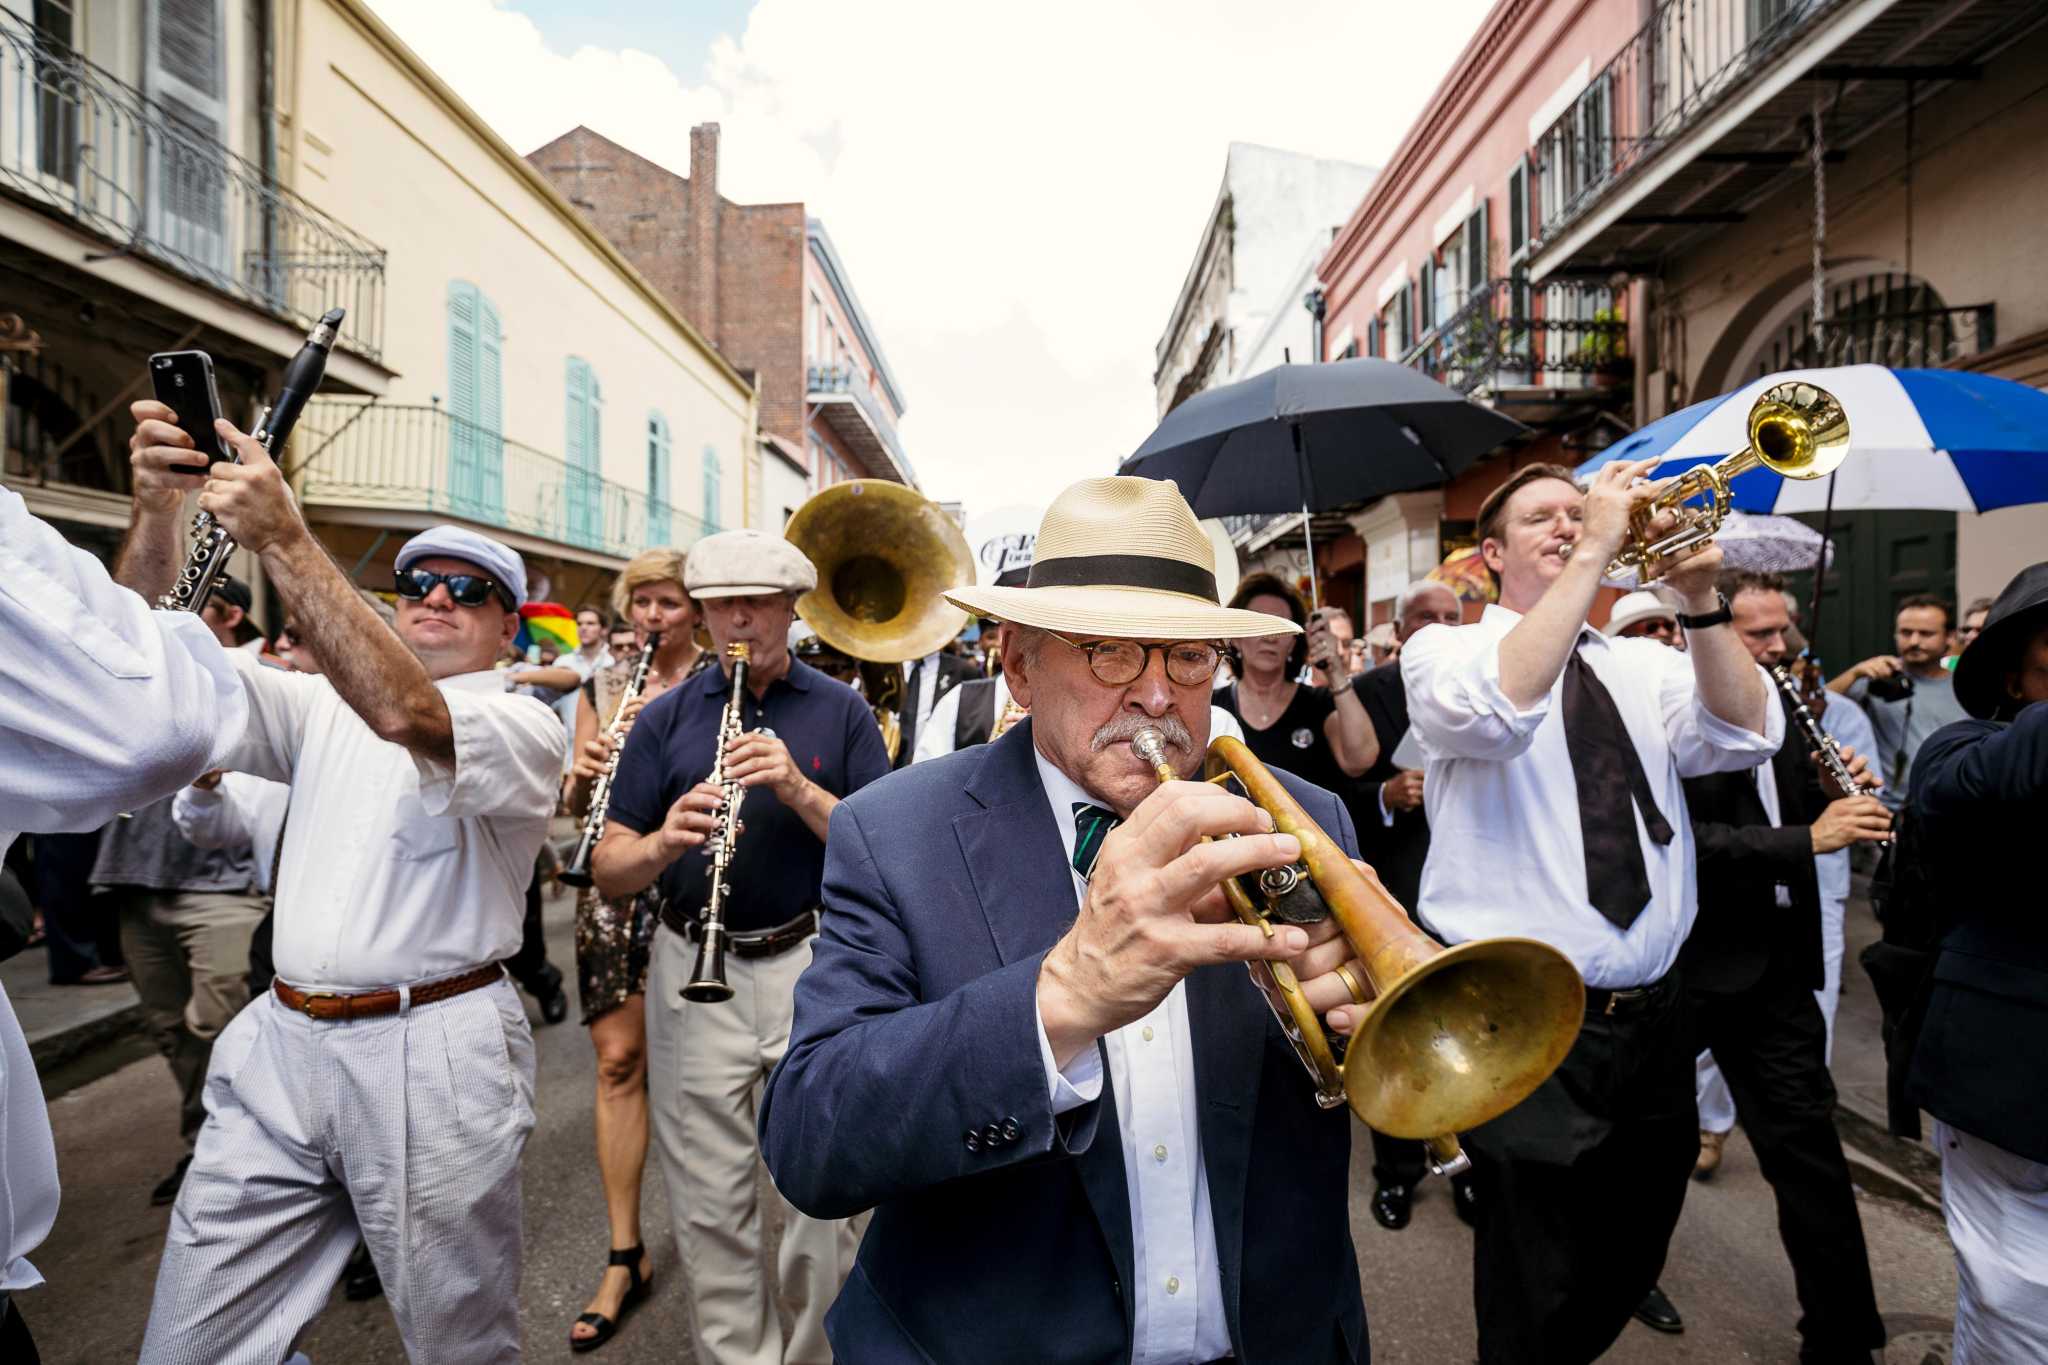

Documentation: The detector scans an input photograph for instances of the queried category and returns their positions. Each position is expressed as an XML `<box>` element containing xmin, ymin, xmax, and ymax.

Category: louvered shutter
<box><xmin>565</xmin><ymin>358</ymin><xmax>590</xmax><ymax>545</ymax></box>
<box><xmin>1508</xmin><ymin>161</ymin><xmax>1529</xmax><ymax>258</ymax></box>
<box><xmin>703</xmin><ymin>446</ymin><xmax>722</xmax><ymax>532</ymax></box>
<box><xmin>447</xmin><ymin>282</ymin><xmax>479</xmax><ymax>515</ymax></box>
<box><xmin>647</xmin><ymin>413</ymin><xmax>672</xmax><ymax>546</ymax></box>
<box><xmin>1466</xmin><ymin>204</ymin><xmax>1488</xmax><ymax>295</ymax></box>
<box><xmin>476</xmin><ymin>293</ymin><xmax>504</xmax><ymax>522</ymax></box>
<box><xmin>146</xmin><ymin>0</ymin><xmax>228</xmax><ymax>272</ymax></box>
<box><xmin>1419</xmin><ymin>258</ymin><xmax>1435</xmax><ymax>336</ymax></box>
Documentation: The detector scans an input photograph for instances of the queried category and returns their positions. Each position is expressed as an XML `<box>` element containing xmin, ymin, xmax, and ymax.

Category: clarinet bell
<box><xmin>682</xmin><ymin>923</ymin><xmax>734</xmax><ymax>1003</ymax></box>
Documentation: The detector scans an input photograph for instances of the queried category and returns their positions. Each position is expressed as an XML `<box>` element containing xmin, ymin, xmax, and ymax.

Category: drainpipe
<box><xmin>1304</xmin><ymin>288</ymin><xmax>1327</xmax><ymax>362</ymax></box>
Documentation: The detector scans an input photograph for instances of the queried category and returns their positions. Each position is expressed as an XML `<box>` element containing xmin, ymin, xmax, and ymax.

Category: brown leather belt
<box><xmin>668</xmin><ymin>908</ymin><xmax>819</xmax><ymax>960</ymax></box>
<box><xmin>273</xmin><ymin>963</ymin><xmax>505</xmax><ymax>1021</ymax></box>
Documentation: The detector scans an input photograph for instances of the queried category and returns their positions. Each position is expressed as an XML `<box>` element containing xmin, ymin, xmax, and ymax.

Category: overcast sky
<box><xmin>365</xmin><ymin>0</ymin><xmax>1497</xmax><ymax>519</ymax></box>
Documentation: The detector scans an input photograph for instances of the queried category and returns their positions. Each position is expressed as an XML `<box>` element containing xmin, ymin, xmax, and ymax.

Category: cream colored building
<box><xmin>1</xmin><ymin>0</ymin><xmax>754</xmax><ymax>615</ymax></box>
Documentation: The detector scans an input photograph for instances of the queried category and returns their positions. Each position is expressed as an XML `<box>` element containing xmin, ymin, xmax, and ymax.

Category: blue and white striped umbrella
<box><xmin>1575</xmin><ymin>365</ymin><xmax>2048</xmax><ymax>513</ymax></box>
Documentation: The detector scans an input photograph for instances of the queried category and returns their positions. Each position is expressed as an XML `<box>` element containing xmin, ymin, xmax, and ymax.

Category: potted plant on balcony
<box><xmin>1579</xmin><ymin>307</ymin><xmax>1628</xmax><ymax>387</ymax></box>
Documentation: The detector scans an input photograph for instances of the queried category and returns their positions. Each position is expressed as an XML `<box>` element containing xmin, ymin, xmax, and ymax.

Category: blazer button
<box><xmin>980</xmin><ymin>1122</ymin><xmax>1004</xmax><ymax>1147</ymax></box>
<box><xmin>964</xmin><ymin>1129</ymin><xmax>981</xmax><ymax>1153</ymax></box>
<box><xmin>1000</xmin><ymin>1116</ymin><xmax>1021</xmax><ymax>1141</ymax></box>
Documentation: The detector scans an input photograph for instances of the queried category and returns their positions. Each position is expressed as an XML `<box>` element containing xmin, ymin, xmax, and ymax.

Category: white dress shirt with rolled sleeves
<box><xmin>0</xmin><ymin>486</ymin><xmax>250</xmax><ymax>1295</ymax></box>
<box><xmin>217</xmin><ymin>649</ymin><xmax>565</xmax><ymax>990</ymax></box>
<box><xmin>1029</xmin><ymin>751</ymin><xmax>1232</xmax><ymax>1365</ymax></box>
<box><xmin>174</xmin><ymin>771</ymin><xmax>291</xmax><ymax>894</ymax></box>
<box><xmin>1400</xmin><ymin>605</ymin><xmax>1783</xmax><ymax>990</ymax></box>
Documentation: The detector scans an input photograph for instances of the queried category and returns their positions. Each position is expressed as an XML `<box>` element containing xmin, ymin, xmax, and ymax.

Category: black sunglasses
<box><xmin>394</xmin><ymin>567</ymin><xmax>513</xmax><ymax>611</ymax></box>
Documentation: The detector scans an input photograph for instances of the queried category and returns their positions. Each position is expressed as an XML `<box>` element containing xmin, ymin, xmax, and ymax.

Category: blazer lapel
<box><xmin>1186</xmin><ymin>962</ymin><xmax>1269</xmax><ymax>1352</ymax></box>
<box><xmin>952</xmin><ymin>720</ymin><xmax>1074</xmax><ymax>966</ymax></box>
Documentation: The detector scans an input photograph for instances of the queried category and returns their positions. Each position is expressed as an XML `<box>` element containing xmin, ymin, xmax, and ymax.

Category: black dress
<box><xmin>1217</xmin><ymin>682</ymin><xmax>1348</xmax><ymax>796</ymax></box>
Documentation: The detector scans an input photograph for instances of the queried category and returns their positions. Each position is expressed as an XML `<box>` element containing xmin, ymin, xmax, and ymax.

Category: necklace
<box><xmin>1238</xmin><ymin>677</ymin><xmax>1292</xmax><ymax>730</ymax></box>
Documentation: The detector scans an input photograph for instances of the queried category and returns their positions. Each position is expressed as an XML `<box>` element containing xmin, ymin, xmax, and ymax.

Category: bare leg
<box><xmin>571</xmin><ymin>995</ymin><xmax>654</xmax><ymax>1343</ymax></box>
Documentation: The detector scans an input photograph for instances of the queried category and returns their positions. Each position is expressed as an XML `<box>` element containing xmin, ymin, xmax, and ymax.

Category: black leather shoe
<box><xmin>541</xmin><ymin>983</ymin><xmax>570</xmax><ymax>1025</ymax></box>
<box><xmin>1370</xmin><ymin>1182</ymin><xmax>1412</xmax><ymax>1230</ymax></box>
<box><xmin>343</xmin><ymin>1243</ymin><xmax>385</xmax><ymax>1301</ymax></box>
<box><xmin>150</xmin><ymin>1154</ymin><xmax>192</xmax><ymax>1206</ymax></box>
<box><xmin>1633</xmin><ymin>1285</ymin><xmax>1683</xmax><ymax>1335</ymax></box>
<box><xmin>1450</xmin><ymin>1172</ymin><xmax>1480</xmax><ymax>1228</ymax></box>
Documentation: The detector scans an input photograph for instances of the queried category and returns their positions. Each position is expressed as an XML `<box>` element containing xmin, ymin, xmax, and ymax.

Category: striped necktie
<box><xmin>1071</xmin><ymin>803</ymin><xmax>1119</xmax><ymax>881</ymax></box>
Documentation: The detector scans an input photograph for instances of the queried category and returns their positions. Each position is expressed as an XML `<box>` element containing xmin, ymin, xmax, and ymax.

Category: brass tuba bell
<box><xmin>785</xmin><ymin>481</ymin><xmax>978</xmax><ymax>756</ymax></box>
<box><xmin>1606</xmin><ymin>380</ymin><xmax>1849</xmax><ymax>581</ymax></box>
<box><xmin>1134</xmin><ymin>729</ymin><xmax>1586</xmax><ymax>1175</ymax></box>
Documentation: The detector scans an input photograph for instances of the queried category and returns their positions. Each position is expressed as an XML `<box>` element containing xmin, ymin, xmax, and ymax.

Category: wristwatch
<box><xmin>1676</xmin><ymin>591</ymin><xmax>1733</xmax><ymax>630</ymax></box>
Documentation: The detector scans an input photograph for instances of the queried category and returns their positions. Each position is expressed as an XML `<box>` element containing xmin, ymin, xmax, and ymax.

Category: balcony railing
<box><xmin>0</xmin><ymin>13</ymin><xmax>386</xmax><ymax>359</ymax></box>
<box><xmin>295</xmin><ymin>400</ymin><xmax>710</xmax><ymax>560</ymax></box>
<box><xmin>1531</xmin><ymin>0</ymin><xmax>1837</xmax><ymax>246</ymax></box>
<box><xmin>806</xmin><ymin>362</ymin><xmax>915</xmax><ymax>483</ymax></box>
<box><xmin>1748</xmin><ymin>292</ymin><xmax>1995</xmax><ymax>377</ymax></box>
<box><xmin>1401</xmin><ymin>279</ymin><xmax>1627</xmax><ymax>397</ymax></box>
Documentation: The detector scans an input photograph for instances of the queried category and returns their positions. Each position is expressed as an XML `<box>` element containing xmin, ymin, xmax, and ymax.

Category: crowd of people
<box><xmin>0</xmin><ymin>395</ymin><xmax>2042</xmax><ymax>1365</ymax></box>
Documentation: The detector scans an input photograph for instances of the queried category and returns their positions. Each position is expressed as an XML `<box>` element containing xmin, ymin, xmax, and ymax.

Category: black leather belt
<box><xmin>665</xmin><ymin>906</ymin><xmax>819</xmax><ymax>960</ymax></box>
<box><xmin>1584</xmin><ymin>973</ymin><xmax>1677</xmax><ymax>1017</ymax></box>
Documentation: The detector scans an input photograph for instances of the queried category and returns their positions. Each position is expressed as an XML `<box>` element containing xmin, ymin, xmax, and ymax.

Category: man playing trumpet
<box><xmin>760</xmin><ymin>476</ymin><xmax>1377</xmax><ymax>1362</ymax></box>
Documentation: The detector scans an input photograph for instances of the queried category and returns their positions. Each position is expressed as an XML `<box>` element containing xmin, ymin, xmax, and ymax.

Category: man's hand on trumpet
<box><xmin>1036</xmin><ymin>778</ymin><xmax>1310</xmax><ymax>1070</ymax></box>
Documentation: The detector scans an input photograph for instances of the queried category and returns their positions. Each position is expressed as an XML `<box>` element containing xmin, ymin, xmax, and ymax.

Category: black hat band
<box><xmin>1026</xmin><ymin>553</ymin><xmax>1218</xmax><ymax>602</ymax></box>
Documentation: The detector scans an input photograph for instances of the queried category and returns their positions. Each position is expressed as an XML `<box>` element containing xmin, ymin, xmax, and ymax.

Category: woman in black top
<box><xmin>1216</xmin><ymin>572</ymin><xmax>1377</xmax><ymax>794</ymax></box>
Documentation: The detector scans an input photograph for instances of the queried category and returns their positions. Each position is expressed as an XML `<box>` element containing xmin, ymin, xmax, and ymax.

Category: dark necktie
<box><xmin>1071</xmin><ymin>803</ymin><xmax>1119</xmax><ymax>881</ymax></box>
<box><xmin>1562</xmin><ymin>649</ymin><xmax>1674</xmax><ymax>929</ymax></box>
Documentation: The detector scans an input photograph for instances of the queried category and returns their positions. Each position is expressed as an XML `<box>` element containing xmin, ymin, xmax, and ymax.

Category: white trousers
<box><xmin>139</xmin><ymin>976</ymin><xmax>536</xmax><ymax>1365</ymax></box>
<box><xmin>1696</xmin><ymin>891</ymin><xmax>1846</xmax><ymax>1134</ymax></box>
<box><xmin>645</xmin><ymin>925</ymin><xmax>857</xmax><ymax>1365</ymax></box>
<box><xmin>1937</xmin><ymin>1120</ymin><xmax>2048</xmax><ymax>1364</ymax></box>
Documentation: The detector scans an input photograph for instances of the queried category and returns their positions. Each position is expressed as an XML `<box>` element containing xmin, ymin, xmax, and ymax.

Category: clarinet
<box><xmin>159</xmin><ymin>309</ymin><xmax>344</xmax><ymax>612</ymax></box>
<box><xmin>559</xmin><ymin>632</ymin><xmax>662</xmax><ymax>890</ymax></box>
<box><xmin>684</xmin><ymin>642</ymin><xmax>754</xmax><ymax>1003</ymax></box>
<box><xmin>1770</xmin><ymin>663</ymin><xmax>1875</xmax><ymax>809</ymax></box>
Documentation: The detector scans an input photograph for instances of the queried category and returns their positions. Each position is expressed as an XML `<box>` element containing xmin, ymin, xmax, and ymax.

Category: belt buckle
<box><xmin>1604</xmin><ymin>986</ymin><xmax>1645</xmax><ymax>1017</ymax></box>
<box><xmin>299</xmin><ymin>991</ymin><xmax>340</xmax><ymax>1019</ymax></box>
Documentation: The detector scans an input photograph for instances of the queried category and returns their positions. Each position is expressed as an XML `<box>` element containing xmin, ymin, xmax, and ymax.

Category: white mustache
<box><xmin>1093</xmin><ymin>713</ymin><xmax>1194</xmax><ymax>754</ymax></box>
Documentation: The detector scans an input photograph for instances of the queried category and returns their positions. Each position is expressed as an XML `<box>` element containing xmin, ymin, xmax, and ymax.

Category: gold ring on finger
<box><xmin>1335</xmin><ymin>963</ymin><xmax>1368</xmax><ymax>1007</ymax></box>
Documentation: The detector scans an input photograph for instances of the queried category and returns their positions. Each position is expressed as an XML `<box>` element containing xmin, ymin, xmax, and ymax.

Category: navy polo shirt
<box><xmin>607</xmin><ymin>655</ymin><xmax>891</xmax><ymax>933</ymax></box>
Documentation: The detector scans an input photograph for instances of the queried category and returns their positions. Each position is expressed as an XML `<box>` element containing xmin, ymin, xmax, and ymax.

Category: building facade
<box><xmin>1</xmin><ymin>0</ymin><xmax>754</xmax><ymax>619</ymax></box>
<box><xmin>528</xmin><ymin>122</ymin><xmax>916</xmax><ymax>530</ymax></box>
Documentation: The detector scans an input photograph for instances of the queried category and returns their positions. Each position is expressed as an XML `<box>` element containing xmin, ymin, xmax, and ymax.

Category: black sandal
<box><xmin>569</xmin><ymin>1244</ymin><xmax>654</xmax><ymax>1353</ymax></box>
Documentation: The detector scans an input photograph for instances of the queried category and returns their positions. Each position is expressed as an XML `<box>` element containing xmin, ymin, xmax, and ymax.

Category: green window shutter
<box><xmin>647</xmin><ymin>412</ymin><xmax>672</xmax><ymax>546</ymax></box>
<box><xmin>476</xmin><ymin>292</ymin><xmax>504</xmax><ymax>521</ymax></box>
<box><xmin>447</xmin><ymin>281</ymin><xmax>479</xmax><ymax>516</ymax></box>
<box><xmin>1466</xmin><ymin>204</ymin><xmax>1488</xmax><ymax>294</ymax></box>
<box><xmin>565</xmin><ymin>357</ymin><xmax>592</xmax><ymax>546</ymax></box>
<box><xmin>1419</xmin><ymin>258</ymin><xmax>1435</xmax><ymax>334</ymax></box>
<box><xmin>702</xmin><ymin>446</ymin><xmax>721</xmax><ymax>532</ymax></box>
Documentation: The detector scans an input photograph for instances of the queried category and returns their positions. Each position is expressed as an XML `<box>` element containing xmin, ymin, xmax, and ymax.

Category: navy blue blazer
<box><xmin>759</xmin><ymin>719</ymin><xmax>1369</xmax><ymax>1364</ymax></box>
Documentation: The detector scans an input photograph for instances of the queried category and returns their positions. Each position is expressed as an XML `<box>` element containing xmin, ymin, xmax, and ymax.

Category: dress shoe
<box><xmin>1449</xmin><ymin>1172</ymin><xmax>1480</xmax><ymax>1228</ymax></box>
<box><xmin>1695</xmin><ymin>1128</ymin><xmax>1728</xmax><ymax>1180</ymax></box>
<box><xmin>1370</xmin><ymin>1182</ymin><xmax>1412</xmax><ymax>1230</ymax></box>
<box><xmin>343</xmin><ymin>1243</ymin><xmax>385</xmax><ymax>1300</ymax></box>
<box><xmin>541</xmin><ymin>983</ymin><xmax>570</xmax><ymax>1026</ymax></box>
<box><xmin>1634</xmin><ymin>1285</ymin><xmax>1683</xmax><ymax>1334</ymax></box>
<box><xmin>150</xmin><ymin>1153</ymin><xmax>192</xmax><ymax>1206</ymax></box>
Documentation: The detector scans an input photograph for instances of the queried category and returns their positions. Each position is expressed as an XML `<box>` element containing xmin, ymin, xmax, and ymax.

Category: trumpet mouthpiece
<box><xmin>1131</xmin><ymin>728</ymin><xmax>1167</xmax><ymax>765</ymax></box>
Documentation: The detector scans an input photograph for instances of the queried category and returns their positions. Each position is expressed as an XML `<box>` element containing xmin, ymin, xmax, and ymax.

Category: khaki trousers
<box><xmin>115</xmin><ymin>889</ymin><xmax>268</xmax><ymax>1146</ymax></box>
<box><xmin>647</xmin><ymin>924</ymin><xmax>856</xmax><ymax>1365</ymax></box>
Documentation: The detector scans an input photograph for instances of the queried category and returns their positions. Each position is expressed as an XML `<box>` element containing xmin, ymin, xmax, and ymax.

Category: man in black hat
<box><xmin>1903</xmin><ymin>560</ymin><xmax>2048</xmax><ymax>1363</ymax></box>
<box><xmin>200</xmin><ymin>575</ymin><xmax>265</xmax><ymax>653</ymax></box>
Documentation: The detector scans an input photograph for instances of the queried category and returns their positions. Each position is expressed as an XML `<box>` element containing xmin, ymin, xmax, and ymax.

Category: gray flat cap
<box><xmin>685</xmin><ymin>529</ymin><xmax>818</xmax><ymax>599</ymax></box>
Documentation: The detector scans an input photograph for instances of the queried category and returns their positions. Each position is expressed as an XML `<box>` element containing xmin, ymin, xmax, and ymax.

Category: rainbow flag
<box><xmin>515</xmin><ymin>602</ymin><xmax>579</xmax><ymax>659</ymax></box>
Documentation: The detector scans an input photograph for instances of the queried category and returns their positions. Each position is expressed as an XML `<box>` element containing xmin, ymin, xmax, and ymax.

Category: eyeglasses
<box><xmin>1049</xmin><ymin>635</ymin><xmax>1222</xmax><ymax>687</ymax></box>
<box><xmin>394</xmin><ymin>567</ymin><xmax>512</xmax><ymax>611</ymax></box>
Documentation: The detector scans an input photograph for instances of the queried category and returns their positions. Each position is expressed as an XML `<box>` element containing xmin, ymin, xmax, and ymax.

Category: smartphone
<box><xmin>148</xmin><ymin>350</ymin><xmax>229</xmax><ymax>475</ymax></box>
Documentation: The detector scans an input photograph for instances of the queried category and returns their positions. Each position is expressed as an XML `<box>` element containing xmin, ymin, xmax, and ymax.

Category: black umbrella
<box><xmin>1120</xmin><ymin>357</ymin><xmax>1526</xmax><ymax>602</ymax></box>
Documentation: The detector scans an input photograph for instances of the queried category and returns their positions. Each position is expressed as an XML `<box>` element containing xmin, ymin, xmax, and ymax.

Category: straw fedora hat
<box><xmin>945</xmin><ymin>477</ymin><xmax>1300</xmax><ymax>641</ymax></box>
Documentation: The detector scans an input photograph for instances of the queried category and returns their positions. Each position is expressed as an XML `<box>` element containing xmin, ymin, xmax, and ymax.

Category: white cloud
<box><xmin>365</xmin><ymin>0</ymin><xmax>1496</xmax><ymax>513</ymax></box>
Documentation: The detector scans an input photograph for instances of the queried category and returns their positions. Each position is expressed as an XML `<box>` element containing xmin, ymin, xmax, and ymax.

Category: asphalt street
<box><xmin>22</xmin><ymin>884</ymin><xmax>1959</xmax><ymax>1364</ymax></box>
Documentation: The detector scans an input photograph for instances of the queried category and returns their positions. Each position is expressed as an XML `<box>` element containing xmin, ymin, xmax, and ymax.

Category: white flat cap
<box><xmin>396</xmin><ymin>524</ymin><xmax>527</xmax><ymax>608</ymax></box>
<box><xmin>685</xmin><ymin>529</ymin><xmax>818</xmax><ymax>599</ymax></box>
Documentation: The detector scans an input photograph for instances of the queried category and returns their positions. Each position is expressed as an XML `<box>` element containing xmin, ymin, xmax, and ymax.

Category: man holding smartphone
<box><xmin>122</xmin><ymin>399</ymin><xmax>565</xmax><ymax>1364</ymax></box>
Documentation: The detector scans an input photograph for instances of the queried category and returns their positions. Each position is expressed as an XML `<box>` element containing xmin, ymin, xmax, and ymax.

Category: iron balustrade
<box><xmin>1530</xmin><ymin>0</ymin><xmax>1841</xmax><ymax>246</ymax></box>
<box><xmin>1748</xmin><ymin>291</ymin><xmax>1995</xmax><ymax>377</ymax></box>
<box><xmin>0</xmin><ymin>12</ymin><xmax>386</xmax><ymax>360</ymax></box>
<box><xmin>1400</xmin><ymin>279</ymin><xmax>1627</xmax><ymax>396</ymax></box>
<box><xmin>806</xmin><ymin>362</ymin><xmax>914</xmax><ymax>480</ymax></box>
<box><xmin>295</xmin><ymin>400</ymin><xmax>711</xmax><ymax>559</ymax></box>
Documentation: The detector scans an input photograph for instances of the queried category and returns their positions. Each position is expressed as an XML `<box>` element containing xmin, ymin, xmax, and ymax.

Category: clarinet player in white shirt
<box><xmin>1391</xmin><ymin>458</ymin><xmax>1782</xmax><ymax>1365</ymax></box>
<box><xmin>121</xmin><ymin>402</ymin><xmax>565</xmax><ymax>1364</ymax></box>
<box><xmin>0</xmin><ymin>482</ymin><xmax>248</xmax><ymax>1362</ymax></box>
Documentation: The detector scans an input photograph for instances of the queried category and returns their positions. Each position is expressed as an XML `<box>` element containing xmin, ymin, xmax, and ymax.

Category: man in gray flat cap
<box><xmin>595</xmin><ymin>528</ymin><xmax>891</xmax><ymax>1365</ymax></box>
<box><xmin>123</xmin><ymin>402</ymin><xmax>566</xmax><ymax>1363</ymax></box>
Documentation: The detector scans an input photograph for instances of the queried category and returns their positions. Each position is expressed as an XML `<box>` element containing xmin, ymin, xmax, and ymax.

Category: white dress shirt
<box><xmin>218</xmin><ymin>650</ymin><xmax>565</xmax><ymax>989</ymax></box>
<box><xmin>1401</xmin><ymin>605</ymin><xmax>1783</xmax><ymax>989</ymax></box>
<box><xmin>0</xmin><ymin>486</ymin><xmax>250</xmax><ymax>1295</ymax></box>
<box><xmin>1030</xmin><ymin>750</ymin><xmax>1232</xmax><ymax>1364</ymax></box>
<box><xmin>174</xmin><ymin>771</ymin><xmax>292</xmax><ymax>895</ymax></box>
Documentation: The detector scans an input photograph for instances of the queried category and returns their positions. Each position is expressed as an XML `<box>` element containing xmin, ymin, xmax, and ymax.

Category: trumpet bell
<box><xmin>1747</xmin><ymin>380</ymin><xmax>1850</xmax><ymax>480</ymax></box>
<box><xmin>1343</xmin><ymin>937</ymin><xmax>1587</xmax><ymax>1139</ymax></box>
<box><xmin>785</xmin><ymin>480</ymin><xmax>976</xmax><ymax>664</ymax></box>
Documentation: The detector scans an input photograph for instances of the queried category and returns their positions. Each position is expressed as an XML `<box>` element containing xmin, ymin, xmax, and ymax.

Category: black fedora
<box><xmin>1953</xmin><ymin>561</ymin><xmax>2048</xmax><ymax>719</ymax></box>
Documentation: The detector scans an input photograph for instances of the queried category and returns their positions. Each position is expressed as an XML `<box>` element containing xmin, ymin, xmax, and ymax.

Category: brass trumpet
<box><xmin>1605</xmin><ymin>380</ymin><xmax>1849</xmax><ymax>581</ymax></box>
<box><xmin>1132</xmin><ymin>728</ymin><xmax>1585</xmax><ymax>1174</ymax></box>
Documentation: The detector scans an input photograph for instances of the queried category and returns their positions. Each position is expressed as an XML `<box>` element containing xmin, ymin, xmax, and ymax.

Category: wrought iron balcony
<box><xmin>1401</xmin><ymin>279</ymin><xmax>1627</xmax><ymax>398</ymax></box>
<box><xmin>0</xmin><ymin>12</ymin><xmax>386</xmax><ymax>359</ymax></box>
<box><xmin>1745</xmin><ymin>281</ymin><xmax>1994</xmax><ymax>376</ymax></box>
<box><xmin>806</xmin><ymin>363</ymin><xmax>915</xmax><ymax>485</ymax></box>
<box><xmin>295</xmin><ymin>400</ymin><xmax>710</xmax><ymax>560</ymax></box>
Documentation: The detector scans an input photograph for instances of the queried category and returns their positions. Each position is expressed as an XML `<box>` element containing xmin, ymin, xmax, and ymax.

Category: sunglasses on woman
<box><xmin>393</xmin><ymin>567</ymin><xmax>514</xmax><ymax>611</ymax></box>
